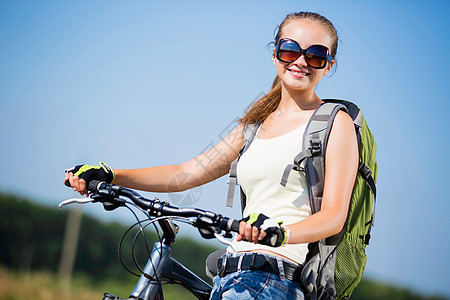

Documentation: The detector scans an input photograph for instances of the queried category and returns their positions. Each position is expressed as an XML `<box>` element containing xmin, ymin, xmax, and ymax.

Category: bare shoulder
<box><xmin>326</xmin><ymin>110</ymin><xmax>357</xmax><ymax>157</ymax></box>
<box><xmin>224</xmin><ymin>123</ymin><xmax>244</xmax><ymax>153</ymax></box>
<box><xmin>329</xmin><ymin>110</ymin><xmax>355</xmax><ymax>138</ymax></box>
<box><xmin>334</xmin><ymin>110</ymin><xmax>354</xmax><ymax>128</ymax></box>
<box><xmin>235</xmin><ymin>122</ymin><xmax>244</xmax><ymax>135</ymax></box>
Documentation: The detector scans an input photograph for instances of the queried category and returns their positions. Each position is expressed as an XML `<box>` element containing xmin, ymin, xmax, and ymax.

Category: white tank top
<box><xmin>229</xmin><ymin>123</ymin><xmax>311</xmax><ymax>265</ymax></box>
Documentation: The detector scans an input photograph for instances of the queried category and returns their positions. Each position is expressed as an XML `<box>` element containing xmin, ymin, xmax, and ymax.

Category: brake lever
<box><xmin>214</xmin><ymin>232</ymin><xmax>237</xmax><ymax>257</ymax></box>
<box><xmin>89</xmin><ymin>193</ymin><xmax>126</xmax><ymax>211</ymax></box>
<box><xmin>59</xmin><ymin>197</ymin><xmax>93</xmax><ymax>208</ymax></box>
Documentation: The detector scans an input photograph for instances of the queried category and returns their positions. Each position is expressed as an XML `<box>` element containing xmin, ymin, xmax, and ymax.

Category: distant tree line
<box><xmin>0</xmin><ymin>192</ymin><xmax>217</xmax><ymax>283</ymax></box>
<box><xmin>0</xmin><ymin>192</ymin><xmax>447</xmax><ymax>300</ymax></box>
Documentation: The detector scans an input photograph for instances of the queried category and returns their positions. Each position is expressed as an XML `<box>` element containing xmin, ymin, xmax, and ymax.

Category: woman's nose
<box><xmin>293</xmin><ymin>52</ymin><xmax>308</xmax><ymax>67</ymax></box>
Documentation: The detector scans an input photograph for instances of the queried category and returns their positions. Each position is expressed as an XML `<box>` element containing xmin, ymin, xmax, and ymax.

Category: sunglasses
<box><xmin>275</xmin><ymin>38</ymin><xmax>333</xmax><ymax>69</ymax></box>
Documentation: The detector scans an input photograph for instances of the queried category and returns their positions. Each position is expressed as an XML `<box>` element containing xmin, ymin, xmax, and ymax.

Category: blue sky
<box><xmin>1</xmin><ymin>0</ymin><xmax>449</xmax><ymax>297</ymax></box>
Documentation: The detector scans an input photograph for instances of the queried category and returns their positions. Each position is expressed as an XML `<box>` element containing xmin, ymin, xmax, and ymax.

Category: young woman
<box><xmin>66</xmin><ymin>12</ymin><xmax>358</xmax><ymax>300</ymax></box>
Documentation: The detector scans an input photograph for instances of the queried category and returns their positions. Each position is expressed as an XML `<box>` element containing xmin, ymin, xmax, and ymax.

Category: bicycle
<box><xmin>59</xmin><ymin>180</ymin><xmax>281</xmax><ymax>300</ymax></box>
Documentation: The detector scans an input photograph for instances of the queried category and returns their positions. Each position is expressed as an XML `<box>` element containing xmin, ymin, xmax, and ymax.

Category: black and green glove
<box><xmin>65</xmin><ymin>161</ymin><xmax>114</xmax><ymax>187</ymax></box>
<box><xmin>242</xmin><ymin>213</ymin><xmax>287</xmax><ymax>247</ymax></box>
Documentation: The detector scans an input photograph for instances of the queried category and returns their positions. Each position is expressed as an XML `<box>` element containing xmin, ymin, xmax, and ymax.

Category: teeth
<box><xmin>291</xmin><ymin>70</ymin><xmax>307</xmax><ymax>75</ymax></box>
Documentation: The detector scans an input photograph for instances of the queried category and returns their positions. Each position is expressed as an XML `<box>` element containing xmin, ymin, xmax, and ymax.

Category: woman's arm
<box><xmin>67</xmin><ymin>124</ymin><xmax>244</xmax><ymax>195</ymax></box>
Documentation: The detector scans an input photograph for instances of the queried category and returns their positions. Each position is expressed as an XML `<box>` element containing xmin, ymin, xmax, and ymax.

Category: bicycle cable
<box><xmin>118</xmin><ymin>201</ymin><xmax>160</xmax><ymax>277</ymax></box>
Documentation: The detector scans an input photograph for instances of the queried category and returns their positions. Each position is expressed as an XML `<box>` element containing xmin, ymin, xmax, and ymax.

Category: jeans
<box><xmin>210</xmin><ymin>269</ymin><xmax>305</xmax><ymax>299</ymax></box>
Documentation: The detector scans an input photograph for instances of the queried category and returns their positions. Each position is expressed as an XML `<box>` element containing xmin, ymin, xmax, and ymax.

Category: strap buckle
<box><xmin>310</xmin><ymin>140</ymin><xmax>322</xmax><ymax>155</ymax></box>
<box><xmin>358</xmin><ymin>162</ymin><xmax>372</xmax><ymax>180</ymax></box>
<box><xmin>218</xmin><ymin>255</ymin><xmax>227</xmax><ymax>277</ymax></box>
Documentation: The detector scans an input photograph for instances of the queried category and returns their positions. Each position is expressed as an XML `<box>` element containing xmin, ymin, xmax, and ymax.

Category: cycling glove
<box><xmin>65</xmin><ymin>161</ymin><xmax>114</xmax><ymax>187</ymax></box>
<box><xmin>242</xmin><ymin>213</ymin><xmax>287</xmax><ymax>247</ymax></box>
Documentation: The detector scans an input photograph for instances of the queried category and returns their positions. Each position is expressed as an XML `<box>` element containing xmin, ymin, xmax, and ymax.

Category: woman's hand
<box><xmin>236</xmin><ymin>213</ymin><xmax>287</xmax><ymax>247</ymax></box>
<box><xmin>64</xmin><ymin>162</ymin><xmax>115</xmax><ymax>196</ymax></box>
<box><xmin>236</xmin><ymin>220</ymin><xmax>267</xmax><ymax>244</ymax></box>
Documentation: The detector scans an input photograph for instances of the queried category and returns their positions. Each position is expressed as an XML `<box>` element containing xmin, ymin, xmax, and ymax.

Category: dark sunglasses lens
<box><xmin>278</xmin><ymin>40</ymin><xmax>301</xmax><ymax>62</ymax></box>
<box><xmin>305</xmin><ymin>46</ymin><xmax>328</xmax><ymax>68</ymax></box>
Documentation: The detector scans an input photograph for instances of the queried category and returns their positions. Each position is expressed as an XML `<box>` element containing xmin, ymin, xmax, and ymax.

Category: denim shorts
<box><xmin>210</xmin><ymin>269</ymin><xmax>305</xmax><ymax>300</ymax></box>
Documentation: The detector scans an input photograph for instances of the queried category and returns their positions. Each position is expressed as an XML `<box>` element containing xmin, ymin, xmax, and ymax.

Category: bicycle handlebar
<box><xmin>63</xmin><ymin>180</ymin><xmax>281</xmax><ymax>247</ymax></box>
<box><xmin>88</xmin><ymin>180</ymin><xmax>241</xmax><ymax>235</ymax></box>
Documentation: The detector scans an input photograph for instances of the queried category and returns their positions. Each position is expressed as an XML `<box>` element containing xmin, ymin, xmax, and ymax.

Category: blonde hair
<box><xmin>239</xmin><ymin>12</ymin><xmax>338</xmax><ymax>125</ymax></box>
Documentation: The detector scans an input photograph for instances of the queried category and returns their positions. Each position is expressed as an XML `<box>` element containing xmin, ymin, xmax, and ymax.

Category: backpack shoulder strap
<box><xmin>226</xmin><ymin>122</ymin><xmax>261</xmax><ymax>210</ymax></box>
<box><xmin>280</xmin><ymin>102</ymin><xmax>347</xmax><ymax>213</ymax></box>
<box><xmin>305</xmin><ymin>102</ymin><xmax>348</xmax><ymax>213</ymax></box>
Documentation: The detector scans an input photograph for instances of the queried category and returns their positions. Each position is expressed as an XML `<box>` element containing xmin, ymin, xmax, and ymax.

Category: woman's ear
<box><xmin>323</xmin><ymin>59</ymin><xmax>335</xmax><ymax>76</ymax></box>
<box><xmin>272</xmin><ymin>48</ymin><xmax>277</xmax><ymax>66</ymax></box>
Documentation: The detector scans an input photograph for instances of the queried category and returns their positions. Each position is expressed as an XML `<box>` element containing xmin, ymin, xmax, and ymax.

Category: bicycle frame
<box><xmin>127</xmin><ymin>218</ymin><xmax>211</xmax><ymax>300</ymax></box>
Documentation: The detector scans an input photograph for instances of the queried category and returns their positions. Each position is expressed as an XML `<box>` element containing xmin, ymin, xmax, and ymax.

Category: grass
<box><xmin>0</xmin><ymin>267</ymin><xmax>199</xmax><ymax>300</ymax></box>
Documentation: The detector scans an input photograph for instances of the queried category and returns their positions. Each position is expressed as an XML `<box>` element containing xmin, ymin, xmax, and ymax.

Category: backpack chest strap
<box><xmin>280</xmin><ymin>138</ymin><xmax>322</xmax><ymax>187</ymax></box>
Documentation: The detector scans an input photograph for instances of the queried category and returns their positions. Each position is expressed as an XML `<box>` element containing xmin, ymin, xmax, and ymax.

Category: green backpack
<box><xmin>226</xmin><ymin>99</ymin><xmax>378</xmax><ymax>300</ymax></box>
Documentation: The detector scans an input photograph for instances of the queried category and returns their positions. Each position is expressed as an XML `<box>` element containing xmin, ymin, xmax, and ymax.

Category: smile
<box><xmin>288</xmin><ymin>69</ymin><xmax>309</xmax><ymax>77</ymax></box>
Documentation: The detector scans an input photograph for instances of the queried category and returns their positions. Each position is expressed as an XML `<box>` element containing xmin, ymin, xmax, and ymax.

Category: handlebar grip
<box><xmin>64</xmin><ymin>178</ymin><xmax>104</xmax><ymax>193</ymax></box>
<box><xmin>88</xmin><ymin>180</ymin><xmax>103</xmax><ymax>192</ymax></box>
<box><xmin>228</xmin><ymin>218</ymin><xmax>241</xmax><ymax>233</ymax></box>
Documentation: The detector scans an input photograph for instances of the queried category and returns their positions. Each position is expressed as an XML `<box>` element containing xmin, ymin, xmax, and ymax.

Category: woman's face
<box><xmin>273</xmin><ymin>19</ymin><xmax>334</xmax><ymax>93</ymax></box>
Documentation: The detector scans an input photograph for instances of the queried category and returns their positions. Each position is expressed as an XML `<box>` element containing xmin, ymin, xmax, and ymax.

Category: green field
<box><xmin>0</xmin><ymin>267</ymin><xmax>197</xmax><ymax>300</ymax></box>
<box><xmin>2</xmin><ymin>266</ymin><xmax>448</xmax><ymax>300</ymax></box>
